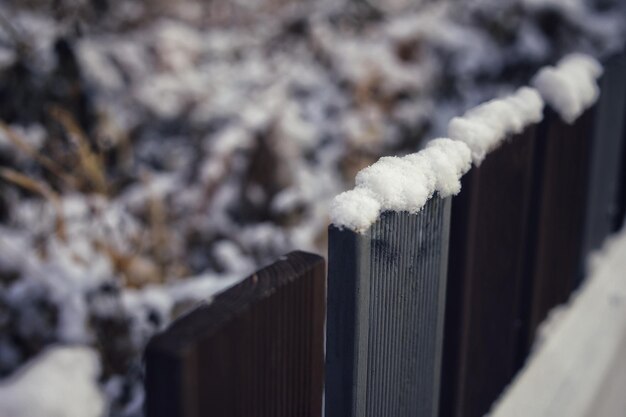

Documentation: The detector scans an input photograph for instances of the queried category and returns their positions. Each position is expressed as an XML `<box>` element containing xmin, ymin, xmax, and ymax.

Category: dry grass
<box><xmin>50</xmin><ymin>107</ymin><xmax>109</xmax><ymax>195</ymax></box>
<box><xmin>0</xmin><ymin>167</ymin><xmax>67</xmax><ymax>242</ymax></box>
<box><xmin>0</xmin><ymin>111</ymin><xmax>179</xmax><ymax>288</ymax></box>
<box><xmin>0</xmin><ymin>121</ymin><xmax>78</xmax><ymax>189</ymax></box>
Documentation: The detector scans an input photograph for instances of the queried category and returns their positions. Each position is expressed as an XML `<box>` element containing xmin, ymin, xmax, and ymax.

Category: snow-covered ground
<box><xmin>0</xmin><ymin>346</ymin><xmax>106</xmax><ymax>417</ymax></box>
<box><xmin>0</xmin><ymin>0</ymin><xmax>624</xmax><ymax>415</ymax></box>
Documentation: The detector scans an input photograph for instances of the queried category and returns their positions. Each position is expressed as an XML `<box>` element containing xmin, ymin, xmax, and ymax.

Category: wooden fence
<box><xmin>326</xmin><ymin>197</ymin><xmax>450</xmax><ymax>417</ymax></box>
<box><xmin>144</xmin><ymin>251</ymin><xmax>325</xmax><ymax>417</ymax></box>
<box><xmin>143</xmin><ymin>52</ymin><xmax>626</xmax><ymax>417</ymax></box>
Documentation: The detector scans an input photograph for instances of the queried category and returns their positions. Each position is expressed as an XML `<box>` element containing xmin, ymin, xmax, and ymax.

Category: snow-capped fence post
<box><xmin>325</xmin><ymin>196</ymin><xmax>451</xmax><ymax>417</ymax></box>
<box><xmin>582</xmin><ymin>51</ymin><xmax>626</xmax><ymax>257</ymax></box>
<box><xmin>524</xmin><ymin>107</ymin><xmax>595</xmax><ymax>342</ymax></box>
<box><xmin>439</xmin><ymin>127</ymin><xmax>538</xmax><ymax>417</ymax></box>
<box><xmin>144</xmin><ymin>251</ymin><xmax>326</xmax><ymax>417</ymax></box>
<box><xmin>525</xmin><ymin>54</ymin><xmax>603</xmax><ymax>342</ymax></box>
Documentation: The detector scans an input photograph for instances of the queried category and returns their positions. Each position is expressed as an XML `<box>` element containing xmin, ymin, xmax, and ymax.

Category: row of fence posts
<box><xmin>143</xmin><ymin>51</ymin><xmax>626</xmax><ymax>417</ymax></box>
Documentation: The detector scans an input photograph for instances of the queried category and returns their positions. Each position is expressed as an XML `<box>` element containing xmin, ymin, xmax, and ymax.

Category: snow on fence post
<box><xmin>144</xmin><ymin>251</ymin><xmax>325</xmax><ymax>417</ymax></box>
<box><xmin>325</xmin><ymin>196</ymin><xmax>451</xmax><ymax>417</ymax></box>
<box><xmin>439</xmin><ymin>127</ymin><xmax>538</xmax><ymax>417</ymax></box>
<box><xmin>583</xmin><ymin>51</ymin><xmax>626</xmax><ymax>256</ymax></box>
<box><xmin>525</xmin><ymin>54</ymin><xmax>602</xmax><ymax>344</ymax></box>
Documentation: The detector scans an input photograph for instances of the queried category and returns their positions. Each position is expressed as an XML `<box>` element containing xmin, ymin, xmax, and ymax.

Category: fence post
<box><xmin>439</xmin><ymin>127</ymin><xmax>537</xmax><ymax>417</ymax></box>
<box><xmin>583</xmin><ymin>51</ymin><xmax>626</xmax><ymax>249</ymax></box>
<box><xmin>615</xmin><ymin>51</ymin><xmax>626</xmax><ymax>231</ymax></box>
<box><xmin>325</xmin><ymin>196</ymin><xmax>451</xmax><ymax>417</ymax></box>
<box><xmin>525</xmin><ymin>106</ymin><xmax>595</xmax><ymax>344</ymax></box>
<box><xmin>144</xmin><ymin>251</ymin><xmax>326</xmax><ymax>417</ymax></box>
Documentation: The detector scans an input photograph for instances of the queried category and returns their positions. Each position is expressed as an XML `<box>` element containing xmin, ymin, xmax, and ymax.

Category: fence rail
<box><xmin>143</xmin><ymin>51</ymin><xmax>626</xmax><ymax>417</ymax></box>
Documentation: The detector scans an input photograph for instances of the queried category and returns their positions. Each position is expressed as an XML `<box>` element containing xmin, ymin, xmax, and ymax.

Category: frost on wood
<box><xmin>331</xmin><ymin>139</ymin><xmax>471</xmax><ymax>233</ymax></box>
<box><xmin>0</xmin><ymin>346</ymin><xmax>106</xmax><ymax>417</ymax></box>
<box><xmin>531</xmin><ymin>53</ymin><xmax>603</xmax><ymax>124</ymax></box>
<box><xmin>448</xmin><ymin>87</ymin><xmax>544</xmax><ymax>164</ymax></box>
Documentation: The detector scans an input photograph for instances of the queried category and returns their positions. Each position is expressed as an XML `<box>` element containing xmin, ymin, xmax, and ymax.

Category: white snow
<box><xmin>355</xmin><ymin>154</ymin><xmax>437</xmax><ymax>213</ymax></box>
<box><xmin>531</xmin><ymin>53</ymin><xmax>603</xmax><ymax>124</ymax></box>
<box><xmin>420</xmin><ymin>138</ymin><xmax>472</xmax><ymax>197</ymax></box>
<box><xmin>0</xmin><ymin>346</ymin><xmax>106</xmax><ymax>417</ymax></box>
<box><xmin>330</xmin><ymin>188</ymin><xmax>382</xmax><ymax>234</ymax></box>
<box><xmin>333</xmin><ymin>62</ymin><xmax>600</xmax><ymax>231</ymax></box>
<box><xmin>333</xmin><ymin>86</ymin><xmax>544</xmax><ymax>232</ymax></box>
<box><xmin>331</xmin><ymin>138</ymin><xmax>471</xmax><ymax>233</ymax></box>
<box><xmin>448</xmin><ymin>87</ymin><xmax>544</xmax><ymax>164</ymax></box>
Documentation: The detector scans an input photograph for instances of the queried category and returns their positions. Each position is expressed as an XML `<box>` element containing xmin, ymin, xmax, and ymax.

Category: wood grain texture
<box><xmin>144</xmin><ymin>251</ymin><xmax>325</xmax><ymax>417</ymax></box>
<box><xmin>440</xmin><ymin>128</ymin><xmax>537</xmax><ymax>417</ymax></box>
<box><xmin>325</xmin><ymin>197</ymin><xmax>451</xmax><ymax>417</ymax></box>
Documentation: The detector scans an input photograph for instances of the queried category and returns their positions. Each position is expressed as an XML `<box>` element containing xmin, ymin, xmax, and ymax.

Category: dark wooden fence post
<box><xmin>525</xmin><ymin>106</ymin><xmax>595</xmax><ymax>345</ymax></box>
<box><xmin>615</xmin><ymin>51</ymin><xmax>626</xmax><ymax>231</ymax></box>
<box><xmin>144</xmin><ymin>251</ymin><xmax>325</xmax><ymax>417</ymax></box>
<box><xmin>440</xmin><ymin>54</ymin><xmax>625</xmax><ymax>417</ymax></box>
<box><xmin>325</xmin><ymin>196</ymin><xmax>451</xmax><ymax>417</ymax></box>
<box><xmin>582</xmin><ymin>51</ymin><xmax>626</xmax><ymax>258</ymax></box>
<box><xmin>440</xmin><ymin>127</ymin><xmax>538</xmax><ymax>417</ymax></box>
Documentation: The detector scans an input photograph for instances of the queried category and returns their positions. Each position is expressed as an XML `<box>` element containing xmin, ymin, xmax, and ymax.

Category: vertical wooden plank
<box><xmin>144</xmin><ymin>251</ymin><xmax>325</xmax><ymax>417</ymax></box>
<box><xmin>582</xmin><ymin>52</ymin><xmax>626</xmax><ymax>257</ymax></box>
<box><xmin>612</xmin><ymin>51</ymin><xmax>626</xmax><ymax>232</ymax></box>
<box><xmin>439</xmin><ymin>128</ymin><xmax>537</xmax><ymax>417</ymax></box>
<box><xmin>325</xmin><ymin>196</ymin><xmax>451</xmax><ymax>417</ymax></box>
<box><xmin>526</xmin><ymin>107</ymin><xmax>595</xmax><ymax>343</ymax></box>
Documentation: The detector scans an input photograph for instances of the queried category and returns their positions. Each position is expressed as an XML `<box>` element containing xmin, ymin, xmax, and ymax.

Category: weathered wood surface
<box><xmin>144</xmin><ymin>251</ymin><xmax>326</xmax><ymax>417</ymax></box>
<box><xmin>440</xmin><ymin>128</ymin><xmax>537</xmax><ymax>417</ymax></box>
<box><xmin>325</xmin><ymin>196</ymin><xmax>451</xmax><ymax>417</ymax></box>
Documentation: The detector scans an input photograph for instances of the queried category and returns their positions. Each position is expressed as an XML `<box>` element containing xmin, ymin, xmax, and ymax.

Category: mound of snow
<box><xmin>448</xmin><ymin>87</ymin><xmax>544</xmax><ymax>164</ymax></box>
<box><xmin>331</xmin><ymin>138</ymin><xmax>471</xmax><ymax>233</ymax></box>
<box><xmin>0</xmin><ymin>346</ymin><xmax>106</xmax><ymax>417</ymax></box>
<box><xmin>531</xmin><ymin>53</ymin><xmax>603</xmax><ymax>124</ymax></box>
